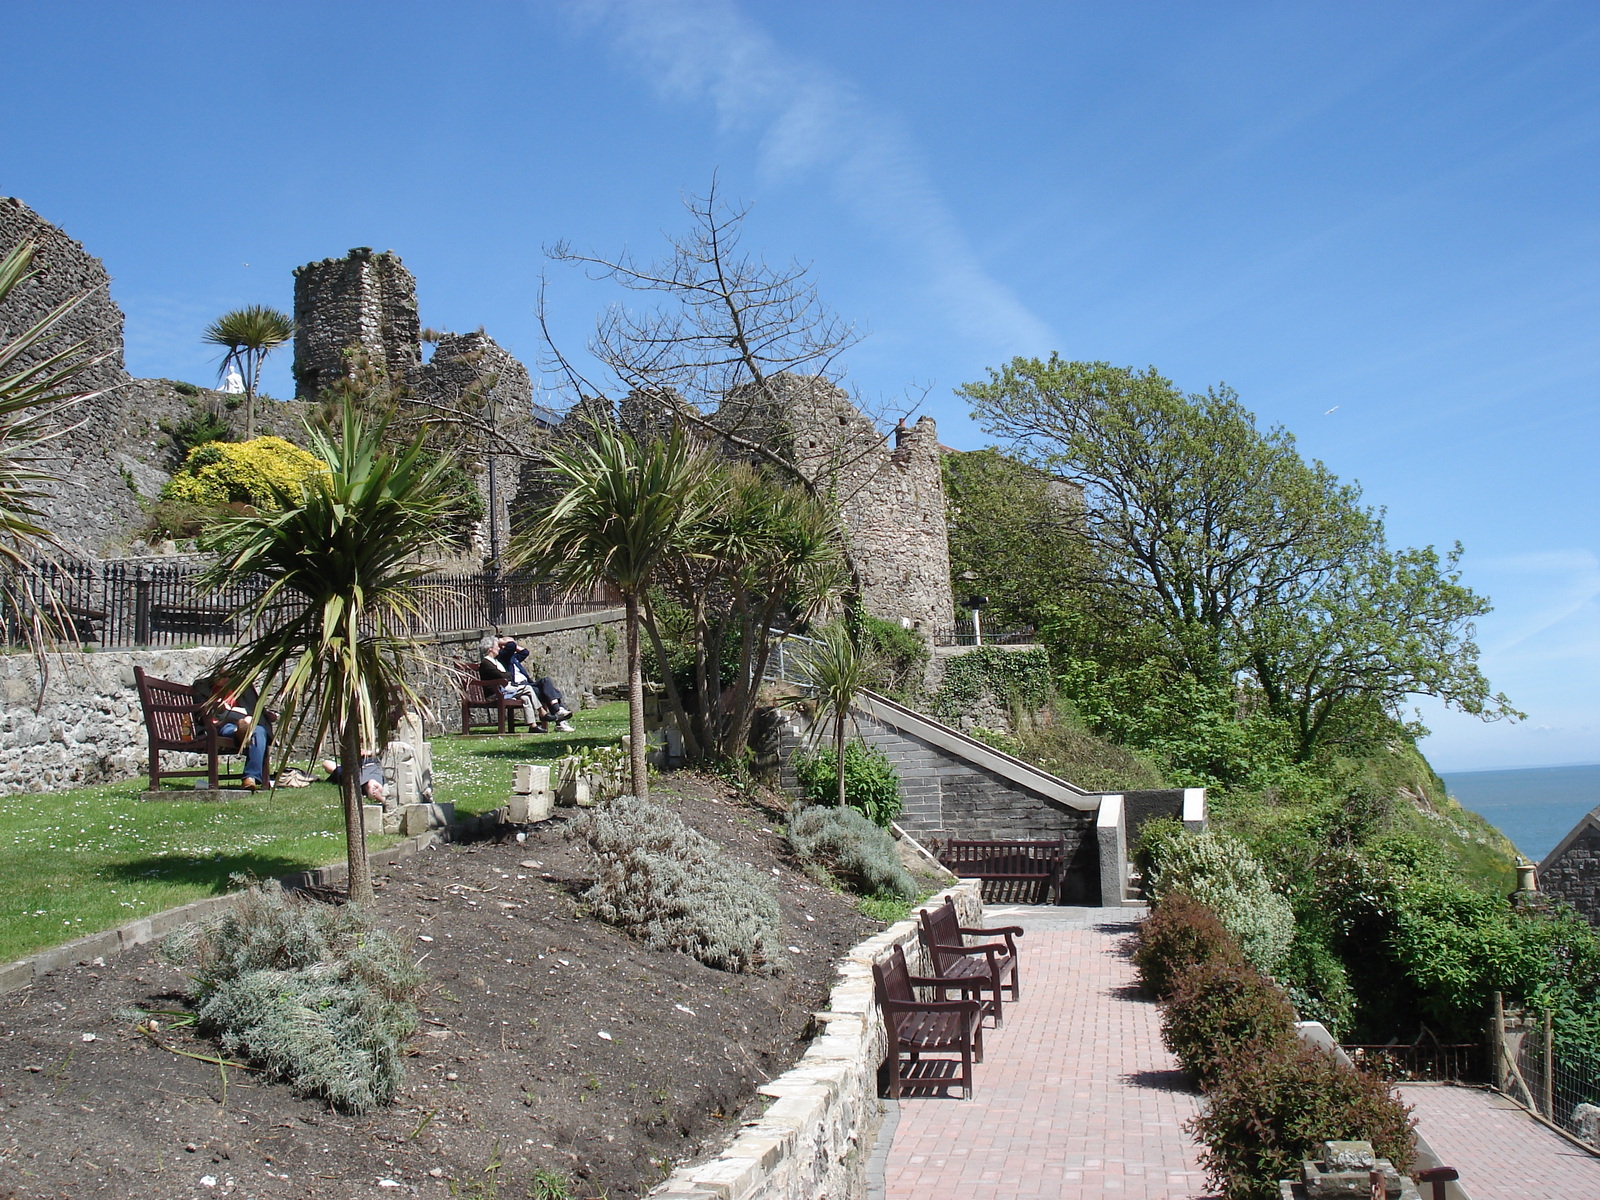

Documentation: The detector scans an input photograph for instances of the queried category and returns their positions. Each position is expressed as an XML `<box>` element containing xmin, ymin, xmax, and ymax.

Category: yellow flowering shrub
<box><xmin>162</xmin><ymin>437</ymin><xmax>325</xmax><ymax>508</ymax></box>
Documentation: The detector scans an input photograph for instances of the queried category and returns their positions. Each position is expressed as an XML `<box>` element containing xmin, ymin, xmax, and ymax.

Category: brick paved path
<box><xmin>881</xmin><ymin>907</ymin><xmax>1211</xmax><ymax>1200</ymax></box>
<box><xmin>1399</xmin><ymin>1084</ymin><xmax>1600</xmax><ymax>1200</ymax></box>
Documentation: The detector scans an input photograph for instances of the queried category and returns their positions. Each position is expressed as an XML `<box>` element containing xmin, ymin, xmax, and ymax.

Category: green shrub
<box><xmin>571</xmin><ymin>796</ymin><xmax>783</xmax><ymax>974</ymax></box>
<box><xmin>162</xmin><ymin>884</ymin><xmax>420</xmax><ymax>1113</ymax></box>
<box><xmin>1161</xmin><ymin>956</ymin><xmax>1297</xmax><ymax>1090</ymax></box>
<box><xmin>788</xmin><ymin>804</ymin><xmax>918</xmax><ymax>900</ymax></box>
<box><xmin>1133</xmin><ymin>892</ymin><xmax>1247</xmax><ymax>999</ymax></box>
<box><xmin>1189</xmin><ymin>1042</ymin><xmax>1415</xmax><ymax>1199</ymax></box>
<box><xmin>791</xmin><ymin>741</ymin><xmax>902</xmax><ymax>825</ymax></box>
<box><xmin>930</xmin><ymin>645</ymin><xmax>1053</xmax><ymax>723</ymax></box>
<box><xmin>857</xmin><ymin>614</ymin><xmax>931</xmax><ymax>701</ymax></box>
<box><xmin>1132</xmin><ymin>815</ymin><xmax>1188</xmax><ymax>882</ymax></box>
<box><xmin>1147</xmin><ymin>829</ymin><xmax>1296</xmax><ymax>977</ymax></box>
<box><xmin>163</xmin><ymin>408</ymin><xmax>234</xmax><ymax>469</ymax></box>
<box><xmin>1281</xmin><ymin>933</ymin><xmax>1355</xmax><ymax>1038</ymax></box>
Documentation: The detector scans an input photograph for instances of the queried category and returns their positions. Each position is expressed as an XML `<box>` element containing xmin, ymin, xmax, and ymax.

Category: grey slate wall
<box><xmin>783</xmin><ymin>708</ymin><xmax>1100</xmax><ymax>903</ymax></box>
<box><xmin>1541</xmin><ymin>819</ymin><xmax>1600</xmax><ymax>925</ymax></box>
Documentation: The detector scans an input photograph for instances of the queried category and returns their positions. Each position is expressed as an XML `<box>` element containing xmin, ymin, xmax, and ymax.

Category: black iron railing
<box><xmin>1</xmin><ymin>559</ymin><xmax>617</xmax><ymax>649</ymax></box>
<box><xmin>1340</xmin><ymin>1043</ymin><xmax>1486</xmax><ymax>1084</ymax></box>
<box><xmin>930</xmin><ymin>621</ymin><xmax>1036</xmax><ymax>648</ymax></box>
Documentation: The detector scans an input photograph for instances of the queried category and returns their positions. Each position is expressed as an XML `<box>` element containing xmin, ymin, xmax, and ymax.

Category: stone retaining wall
<box><xmin>650</xmin><ymin>883</ymin><xmax>983</xmax><ymax>1200</ymax></box>
<box><xmin>0</xmin><ymin>646</ymin><xmax>227</xmax><ymax>796</ymax></box>
<box><xmin>0</xmin><ymin>609</ymin><xmax>627</xmax><ymax>798</ymax></box>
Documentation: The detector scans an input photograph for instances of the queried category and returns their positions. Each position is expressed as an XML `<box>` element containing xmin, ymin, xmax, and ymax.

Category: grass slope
<box><xmin>0</xmin><ymin>702</ymin><xmax>628</xmax><ymax>963</ymax></box>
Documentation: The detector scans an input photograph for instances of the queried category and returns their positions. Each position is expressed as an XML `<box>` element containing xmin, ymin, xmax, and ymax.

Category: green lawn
<box><xmin>0</xmin><ymin>702</ymin><xmax>629</xmax><ymax>963</ymax></box>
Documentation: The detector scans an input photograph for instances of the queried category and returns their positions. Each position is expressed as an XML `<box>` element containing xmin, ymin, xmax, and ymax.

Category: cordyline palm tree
<box><xmin>203</xmin><ymin>305</ymin><xmax>294</xmax><ymax>439</ymax></box>
<box><xmin>514</xmin><ymin>420</ymin><xmax>716</xmax><ymax>800</ymax></box>
<box><xmin>199</xmin><ymin>397</ymin><xmax>460</xmax><ymax>903</ymax></box>
<box><xmin>0</xmin><ymin>241</ymin><xmax>113</xmax><ymax>649</ymax></box>
<box><xmin>803</xmin><ymin>619</ymin><xmax>874</xmax><ymax>808</ymax></box>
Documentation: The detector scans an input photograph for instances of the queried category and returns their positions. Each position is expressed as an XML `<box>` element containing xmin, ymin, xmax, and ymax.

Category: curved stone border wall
<box><xmin>649</xmin><ymin>882</ymin><xmax>984</xmax><ymax>1200</ymax></box>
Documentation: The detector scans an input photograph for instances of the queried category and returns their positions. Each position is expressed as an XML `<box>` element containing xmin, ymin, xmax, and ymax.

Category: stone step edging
<box><xmin>649</xmin><ymin>881</ymin><xmax>985</xmax><ymax>1200</ymax></box>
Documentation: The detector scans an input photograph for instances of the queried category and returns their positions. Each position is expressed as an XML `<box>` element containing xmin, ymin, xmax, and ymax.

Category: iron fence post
<box><xmin>134</xmin><ymin>565</ymin><xmax>153</xmax><ymax>646</ymax></box>
<box><xmin>1543</xmin><ymin>1007</ymin><xmax>1554</xmax><ymax>1120</ymax></box>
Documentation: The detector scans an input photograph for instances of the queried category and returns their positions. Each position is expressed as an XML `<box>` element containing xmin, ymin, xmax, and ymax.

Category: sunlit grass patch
<box><xmin>0</xmin><ymin>702</ymin><xmax>629</xmax><ymax>962</ymax></box>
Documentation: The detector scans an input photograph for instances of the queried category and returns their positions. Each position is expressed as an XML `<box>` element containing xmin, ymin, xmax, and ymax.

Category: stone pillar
<box><xmin>1096</xmin><ymin>793</ymin><xmax>1127</xmax><ymax>908</ymax></box>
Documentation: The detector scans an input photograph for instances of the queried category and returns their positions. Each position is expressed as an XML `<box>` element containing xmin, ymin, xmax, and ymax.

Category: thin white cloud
<box><xmin>567</xmin><ymin>0</ymin><xmax>1055</xmax><ymax>354</ymax></box>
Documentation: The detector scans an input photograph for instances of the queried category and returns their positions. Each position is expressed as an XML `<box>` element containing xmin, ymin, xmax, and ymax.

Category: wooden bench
<box><xmin>873</xmin><ymin>943</ymin><xmax>985</xmax><ymax>1099</ymax></box>
<box><xmin>133</xmin><ymin>666</ymin><xmax>268</xmax><ymax>791</ymax></box>
<box><xmin>919</xmin><ymin>897</ymin><xmax>1023</xmax><ymax>1027</ymax></box>
<box><xmin>938</xmin><ymin>838</ymin><xmax>1067</xmax><ymax>904</ymax></box>
<box><xmin>456</xmin><ymin>659</ymin><xmax>526</xmax><ymax>735</ymax></box>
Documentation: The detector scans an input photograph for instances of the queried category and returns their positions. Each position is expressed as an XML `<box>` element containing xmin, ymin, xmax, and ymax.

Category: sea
<box><xmin>1438</xmin><ymin>764</ymin><xmax>1600</xmax><ymax>862</ymax></box>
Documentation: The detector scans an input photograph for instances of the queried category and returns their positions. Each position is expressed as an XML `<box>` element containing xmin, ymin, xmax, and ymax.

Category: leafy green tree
<box><xmin>942</xmin><ymin>447</ymin><xmax>1088</xmax><ymax>631</ymax></box>
<box><xmin>515</xmin><ymin>421</ymin><xmax>716</xmax><ymax>799</ymax></box>
<box><xmin>203</xmin><ymin>305</ymin><xmax>294</xmax><ymax>440</ymax></box>
<box><xmin>200</xmin><ymin>398</ymin><xmax>461</xmax><ymax>903</ymax></box>
<box><xmin>961</xmin><ymin>355</ymin><xmax>1513</xmax><ymax>760</ymax></box>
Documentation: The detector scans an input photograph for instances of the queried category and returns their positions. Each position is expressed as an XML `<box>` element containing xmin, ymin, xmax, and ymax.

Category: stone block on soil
<box><xmin>362</xmin><ymin>804</ymin><xmax>383</xmax><ymax>837</ymax></box>
<box><xmin>513</xmin><ymin>763</ymin><xmax>550</xmax><ymax>794</ymax></box>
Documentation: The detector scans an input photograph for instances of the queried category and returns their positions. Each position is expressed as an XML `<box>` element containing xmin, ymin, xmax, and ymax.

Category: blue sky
<box><xmin>4</xmin><ymin>1</ymin><xmax>1595</xmax><ymax>771</ymax></box>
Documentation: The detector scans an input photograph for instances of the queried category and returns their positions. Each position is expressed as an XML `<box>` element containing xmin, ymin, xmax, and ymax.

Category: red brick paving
<box><xmin>1399</xmin><ymin>1083</ymin><xmax>1600</xmax><ymax>1200</ymax></box>
<box><xmin>882</xmin><ymin>913</ymin><xmax>1211</xmax><ymax>1200</ymax></box>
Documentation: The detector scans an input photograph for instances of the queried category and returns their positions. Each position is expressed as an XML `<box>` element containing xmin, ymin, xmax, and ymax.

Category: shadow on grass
<box><xmin>451</xmin><ymin>732</ymin><xmax>618</xmax><ymax>760</ymax></box>
<box><xmin>102</xmin><ymin>853</ymin><xmax>324</xmax><ymax>892</ymax></box>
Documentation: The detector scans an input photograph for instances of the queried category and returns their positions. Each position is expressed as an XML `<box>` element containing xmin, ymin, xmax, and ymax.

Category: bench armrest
<box><xmin>960</xmin><ymin>924</ymin><xmax>1023</xmax><ymax>937</ymax></box>
<box><xmin>931</xmin><ymin>941</ymin><xmax>1005</xmax><ymax>957</ymax></box>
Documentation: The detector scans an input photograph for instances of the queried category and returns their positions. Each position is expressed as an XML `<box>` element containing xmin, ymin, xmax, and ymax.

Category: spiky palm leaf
<box><xmin>0</xmin><ymin>241</ymin><xmax>113</xmax><ymax>650</ymax></box>
<box><xmin>199</xmin><ymin>397</ymin><xmax>461</xmax><ymax>902</ymax></box>
<box><xmin>514</xmin><ymin>420</ymin><xmax>717</xmax><ymax>798</ymax></box>
<box><xmin>801</xmin><ymin>620</ymin><xmax>875</xmax><ymax>807</ymax></box>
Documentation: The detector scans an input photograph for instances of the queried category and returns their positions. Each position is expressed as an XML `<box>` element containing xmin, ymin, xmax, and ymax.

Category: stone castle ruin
<box><xmin>0</xmin><ymin>201</ymin><xmax>954</xmax><ymax>633</ymax></box>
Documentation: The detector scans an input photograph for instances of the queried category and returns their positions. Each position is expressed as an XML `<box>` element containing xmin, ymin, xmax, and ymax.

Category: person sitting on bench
<box><xmin>191</xmin><ymin>670</ymin><xmax>274</xmax><ymax>791</ymax></box>
<box><xmin>478</xmin><ymin>635</ymin><xmax>575</xmax><ymax>732</ymax></box>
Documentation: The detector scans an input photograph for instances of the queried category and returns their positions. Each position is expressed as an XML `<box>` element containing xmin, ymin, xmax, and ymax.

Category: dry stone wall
<box><xmin>713</xmin><ymin>373</ymin><xmax>954</xmax><ymax>633</ymax></box>
<box><xmin>650</xmin><ymin>883</ymin><xmax>982</xmax><ymax>1200</ymax></box>
<box><xmin>291</xmin><ymin>248</ymin><xmax>422</xmax><ymax>398</ymax></box>
<box><xmin>0</xmin><ymin>646</ymin><xmax>225</xmax><ymax>795</ymax></box>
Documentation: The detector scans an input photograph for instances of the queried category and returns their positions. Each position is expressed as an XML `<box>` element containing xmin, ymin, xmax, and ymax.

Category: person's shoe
<box><xmin>555</xmin><ymin>721</ymin><xmax>575</xmax><ymax>733</ymax></box>
<box><xmin>551</xmin><ymin>708</ymin><xmax>574</xmax><ymax>722</ymax></box>
<box><xmin>241</xmin><ymin>777</ymin><xmax>259</xmax><ymax>792</ymax></box>
<box><xmin>531</xmin><ymin>723</ymin><xmax>549</xmax><ymax>734</ymax></box>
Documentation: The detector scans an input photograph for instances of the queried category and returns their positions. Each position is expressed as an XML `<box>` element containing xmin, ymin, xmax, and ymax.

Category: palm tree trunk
<box><xmin>834</xmin><ymin>709</ymin><xmax>847</xmax><ymax>808</ymax></box>
<box><xmin>624</xmin><ymin>590</ymin><xmax>649</xmax><ymax>799</ymax></box>
<box><xmin>340</xmin><ymin>711</ymin><xmax>373</xmax><ymax>903</ymax></box>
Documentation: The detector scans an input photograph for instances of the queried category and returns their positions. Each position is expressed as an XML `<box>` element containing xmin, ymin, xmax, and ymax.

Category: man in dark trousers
<box><xmin>477</xmin><ymin>635</ymin><xmax>575</xmax><ymax>733</ymax></box>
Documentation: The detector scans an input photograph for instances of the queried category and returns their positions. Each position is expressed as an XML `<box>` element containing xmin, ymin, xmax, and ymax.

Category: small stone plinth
<box><xmin>141</xmin><ymin>788</ymin><xmax>252</xmax><ymax>803</ymax></box>
<box><xmin>1279</xmin><ymin>1141</ymin><xmax>1420</xmax><ymax>1200</ymax></box>
<box><xmin>400</xmin><ymin>802</ymin><xmax>456</xmax><ymax>836</ymax></box>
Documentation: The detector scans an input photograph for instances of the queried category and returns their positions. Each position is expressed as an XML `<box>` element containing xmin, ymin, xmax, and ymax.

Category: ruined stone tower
<box><xmin>291</xmin><ymin>248</ymin><xmax>421</xmax><ymax>398</ymax></box>
<box><xmin>714</xmin><ymin>373</ymin><xmax>955</xmax><ymax>633</ymax></box>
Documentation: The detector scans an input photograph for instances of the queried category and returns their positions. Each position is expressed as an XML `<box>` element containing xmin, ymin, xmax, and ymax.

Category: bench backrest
<box><xmin>456</xmin><ymin>660</ymin><xmax>502</xmax><ymax>704</ymax></box>
<box><xmin>134</xmin><ymin>667</ymin><xmax>199</xmax><ymax>746</ymax></box>
<box><xmin>872</xmin><ymin>943</ymin><xmax>916</xmax><ymax>1007</ymax></box>
<box><xmin>940</xmin><ymin>839</ymin><xmax>1065</xmax><ymax>877</ymax></box>
<box><xmin>920</xmin><ymin>899</ymin><xmax>965</xmax><ymax>962</ymax></box>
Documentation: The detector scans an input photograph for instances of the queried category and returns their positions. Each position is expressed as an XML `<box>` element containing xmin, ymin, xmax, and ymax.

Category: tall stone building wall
<box><xmin>714</xmin><ymin>373</ymin><xmax>954</xmax><ymax>632</ymax></box>
<box><xmin>291</xmin><ymin>248</ymin><xmax>421</xmax><ymax>398</ymax></box>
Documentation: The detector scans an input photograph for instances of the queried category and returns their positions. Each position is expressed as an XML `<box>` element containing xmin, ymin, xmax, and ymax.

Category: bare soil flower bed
<box><xmin>0</xmin><ymin>778</ymin><xmax>880</xmax><ymax>1199</ymax></box>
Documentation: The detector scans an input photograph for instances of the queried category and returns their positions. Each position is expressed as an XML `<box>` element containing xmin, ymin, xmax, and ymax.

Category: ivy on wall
<box><xmin>931</xmin><ymin>646</ymin><xmax>1053</xmax><ymax>722</ymax></box>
